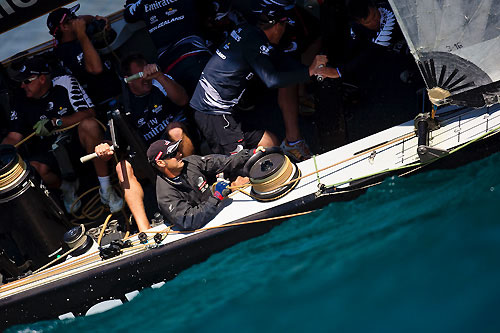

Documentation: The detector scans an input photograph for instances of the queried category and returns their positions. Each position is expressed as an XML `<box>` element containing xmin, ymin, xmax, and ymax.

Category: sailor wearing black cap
<box><xmin>189</xmin><ymin>0</ymin><xmax>339</xmax><ymax>157</ymax></box>
<box><xmin>47</xmin><ymin>4</ymin><xmax>121</xmax><ymax>106</ymax></box>
<box><xmin>2</xmin><ymin>56</ymin><xmax>123</xmax><ymax>214</ymax></box>
<box><xmin>149</xmin><ymin>139</ymin><xmax>255</xmax><ymax>230</ymax></box>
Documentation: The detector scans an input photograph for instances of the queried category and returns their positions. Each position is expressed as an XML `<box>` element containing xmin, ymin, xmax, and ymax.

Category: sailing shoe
<box><xmin>280</xmin><ymin>139</ymin><xmax>312</xmax><ymax>162</ymax></box>
<box><xmin>100</xmin><ymin>186</ymin><xmax>124</xmax><ymax>213</ymax></box>
<box><xmin>61</xmin><ymin>180</ymin><xmax>81</xmax><ymax>213</ymax></box>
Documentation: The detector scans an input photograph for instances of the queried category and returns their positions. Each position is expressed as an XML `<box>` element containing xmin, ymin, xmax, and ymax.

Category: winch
<box><xmin>245</xmin><ymin>147</ymin><xmax>301</xmax><ymax>202</ymax></box>
<box><xmin>0</xmin><ymin>144</ymin><xmax>68</xmax><ymax>277</ymax></box>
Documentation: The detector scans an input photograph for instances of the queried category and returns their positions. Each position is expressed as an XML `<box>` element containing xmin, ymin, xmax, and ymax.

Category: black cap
<box><xmin>47</xmin><ymin>4</ymin><xmax>80</xmax><ymax>36</ymax></box>
<box><xmin>147</xmin><ymin>139</ymin><xmax>182</xmax><ymax>163</ymax></box>
<box><xmin>11</xmin><ymin>56</ymin><xmax>50</xmax><ymax>82</ymax></box>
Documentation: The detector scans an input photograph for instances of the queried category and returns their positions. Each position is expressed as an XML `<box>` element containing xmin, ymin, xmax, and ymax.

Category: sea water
<box><xmin>8</xmin><ymin>152</ymin><xmax>500</xmax><ymax>332</ymax></box>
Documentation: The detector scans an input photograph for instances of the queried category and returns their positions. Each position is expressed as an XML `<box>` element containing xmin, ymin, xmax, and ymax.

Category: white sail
<box><xmin>388</xmin><ymin>0</ymin><xmax>500</xmax><ymax>107</ymax></box>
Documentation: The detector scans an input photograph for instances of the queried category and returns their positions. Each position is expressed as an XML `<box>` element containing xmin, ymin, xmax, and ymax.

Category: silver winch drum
<box><xmin>0</xmin><ymin>144</ymin><xmax>68</xmax><ymax>274</ymax></box>
<box><xmin>245</xmin><ymin>148</ymin><xmax>301</xmax><ymax>202</ymax></box>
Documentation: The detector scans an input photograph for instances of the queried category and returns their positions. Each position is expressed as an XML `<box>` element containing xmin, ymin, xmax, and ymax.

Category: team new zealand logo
<box><xmin>259</xmin><ymin>44</ymin><xmax>272</xmax><ymax>56</ymax></box>
<box><xmin>46</xmin><ymin>102</ymin><xmax>54</xmax><ymax>111</ymax></box>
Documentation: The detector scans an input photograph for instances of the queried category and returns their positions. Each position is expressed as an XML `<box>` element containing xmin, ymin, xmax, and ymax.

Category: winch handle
<box><xmin>243</xmin><ymin>146</ymin><xmax>283</xmax><ymax>177</ymax></box>
<box><xmin>80</xmin><ymin>145</ymin><xmax>114</xmax><ymax>163</ymax></box>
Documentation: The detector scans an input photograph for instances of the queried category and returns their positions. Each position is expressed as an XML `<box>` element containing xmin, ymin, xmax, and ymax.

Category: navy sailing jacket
<box><xmin>155</xmin><ymin>149</ymin><xmax>253</xmax><ymax>230</ymax></box>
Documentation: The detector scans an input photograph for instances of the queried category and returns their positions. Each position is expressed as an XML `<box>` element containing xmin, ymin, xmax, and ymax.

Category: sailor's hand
<box><xmin>254</xmin><ymin>146</ymin><xmax>266</xmax><ymax>154</ymax></box>
<box><xmin>309</xmin><ymin>55</ymin><xmax>328</xmax><ymax>76</ymax></box>
<box><xmin>72</xmin><ymin>18</ymin><xmax>88</xmax><ymax>39</ymax></box>
<box><xmin>231</xmin><ymin>176</ymin><xmax>249</xmax><ymax>188</ymax></box>
<box><xmin>33</xmin><ymin>119</ymin><xmax>55</xmax><ymax>136</ymax></box>
<box><xmin>142</xmin><ymin>64</ymin><xmax>162</xmax><ymax>81</ymax></box>
<box><xmin>316</xmin><ymin>66</ymin><xmax>341</xmax><ymax>80</ymax></box>
<box><xmin>95</xmin><ymin>143</ymin><xmax>114</xmax><ymax>161</ymax></box>
<box><xmin>95</xmin><ymin>15</ymin><xmax>110</xmax><ymax>30</ymax></box>
<box><xmin>212</xmin><ymin>179</ymin><xmax>231</xmax><ymax>201</ymax></box>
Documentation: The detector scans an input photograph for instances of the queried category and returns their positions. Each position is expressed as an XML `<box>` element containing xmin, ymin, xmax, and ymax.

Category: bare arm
<box><xmin>309</xmin><ymin>55</ymin><xmax>340</xmax><ymax>79</ymax></box>
<box><xmin>143</xmin><ymin>64</ymin><xmax>189</xmax><ymax>106</ymax></box>
<box><xmin>72</xmin><ymin>17</ymin><xmax>103</xmax><ymax>75</ymax></box>
<box><xmin>55</xmin><ymin>108</ymin><xmax>96</xmax><ymax>128</ymax></box>
<box><xmin>1</xmin><ymin>132</ymin><xmax>23</xmax><ymax>146</ymax></box>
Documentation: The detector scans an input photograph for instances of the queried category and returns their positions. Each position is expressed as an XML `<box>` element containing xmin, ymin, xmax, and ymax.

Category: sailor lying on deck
<box><xmin>147</xmin><ymin>139</ymin><xmax>257</xmax><ymax>230</ymax></box>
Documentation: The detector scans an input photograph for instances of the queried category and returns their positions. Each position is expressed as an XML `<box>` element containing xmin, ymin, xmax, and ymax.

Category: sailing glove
<box><xmin>33</xmin><ymin>119</ymin><xmax>56</xmax><ymax>136</ymax></box>
<box><xmin>212</xmin><ymin>180</ymin><xmax>231</xmax><ymax>201</ymax></box>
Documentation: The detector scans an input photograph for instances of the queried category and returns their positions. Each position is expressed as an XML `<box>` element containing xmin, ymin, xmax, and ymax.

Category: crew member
<box><xmin>189</xmin><ymin>0</ymin><xmax>340</xmax><ymax>156</ymax></box>
<box><xmin>148</xmin><ymin>139</ymin><xmax>255</xmax><ymax>230</ymax></box>
<box><xmin>123</xmin><ymin>0</ymin><xmax>212</xmax><ymax>95</ymax></box>
<box><xmin>95</xmin><ymin>53</ymin><xmax>194</xmax><ymax>232</ymax></box>
<box><xmin>1</xmin><ymin>56</ymin><xmax>122</xmax><ymax>213</ymax></box>
<box><xmin>47</xmin><ymin>4</ymin><xmax>122</xmax><ymax>107</ymax></box>
<box><xmin>343</xmin><ymin>0</ymin><xmax>416</xmax><ymax>83</ymax></box>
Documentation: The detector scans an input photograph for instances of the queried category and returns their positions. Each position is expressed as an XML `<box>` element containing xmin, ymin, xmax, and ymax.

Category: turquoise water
<box><xmin>9</xmin><ymin>152</ymin><xmax>500</xmax><ymax>332</ymax></box>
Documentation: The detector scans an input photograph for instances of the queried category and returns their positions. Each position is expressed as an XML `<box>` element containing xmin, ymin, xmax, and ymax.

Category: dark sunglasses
<box><xmin>150</xmin><ymin>148</ymin><xmax>179</xmax><ymax>164</ymax></box>
<box><xmin>22</xmin><ymin>76</ymin><xmax>38</xmax><ymax>85</ymax></box>
<box><xmin>163</xmin><ymin>149</ymin><xmax>179</xmax><ymax>160</ymax></box>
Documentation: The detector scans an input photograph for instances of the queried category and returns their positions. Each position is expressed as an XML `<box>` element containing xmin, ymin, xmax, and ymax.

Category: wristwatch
<box><xmin>53</xmin><ymin>118</ymin><xmax>63</xmax><ymax>127</ymax></box>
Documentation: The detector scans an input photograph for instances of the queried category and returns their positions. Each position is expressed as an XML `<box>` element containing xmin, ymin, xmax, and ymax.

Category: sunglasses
<box><xmin>22</xmin><ymin>76</ymin><xmax>38</xmax><ymax>85</ymax></box>
<box><xmin>163</xmin><ymin>149</ymin><xmax>179</xmax><ymax>160</ymax></box>
<box><xmin>151</xmin><ymin>148</ymin><xmax>179</xmax><ymax>163</ymax></box>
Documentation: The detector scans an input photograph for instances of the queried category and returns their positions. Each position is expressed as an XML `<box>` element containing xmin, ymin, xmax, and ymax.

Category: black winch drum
<box><xmin>246</xmin><ymin>148</ymin><xmax>301</xmax><ymax>201</ymax></box>
<box><xmin>0</xmin><ymin>144</ymin><xmax>68</xmax><ymax>272</ymax></box>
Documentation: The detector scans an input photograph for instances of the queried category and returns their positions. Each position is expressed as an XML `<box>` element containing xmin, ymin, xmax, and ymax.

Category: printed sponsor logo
<box><xmin>143</xmin><ymin>119</ymin><xmax>169</xmax><ymax>142</ymax></box>
<box><xmin>245</xmin><ymin>72</ymin><xmax>254</xmax><ymax>81</ymax></box>
<box><xmin>46</xmin><ymin>102</ymin><xmax>54</xmax><ymax>111</ymax></box>
<box><xmin>150</xmin><ymin>15</ymin><xmax>158</xmax><ymax>24</ymax></box>
<box><xmin>77</xmin><ymin>52</ymin><xmax>84</xmax><ymax>66</ymax></box>
<box><xmin>216</xmin><ymin>49</ymin><xmax>226</xmax><ymax>60</ymax></box>
<box><xmin>166</xmin><ymin>8</ymin><xmax>177</xmax><ymax>16</ymax></box>
<box><xmin>259</xmin><ymin>44</ymin><xmax>272</xmax><ymax>56</ymax></box>
<box><xmin>10</xmin><ymin>110</ymin><xmax>17</xmax><ymax>121</ymax></box>
<box><xmin>137</xmin><ymin>118</ymin><xmax>146</xmax><ymax>127</ymax></box>
<box><xmin>144</xmin><ymin>0</ymin><xmax>178</xmax><ymax>13</ymax></box>
<box><xmin>57</xmin><ymin>107</ymin><xmax>68</xmax><ymax>115</ymax></box>
<box><xmin>230</xmin><ymin>30</ymin><xmax>241</xmax><ymax>42</ymax></box>
<box><xmin>152</xmin><ymin>104</ymin><xmax>162</xmax><ymax>114</ymax></box>
<box><xmin>148</xmin><ymin>15</ymin><xmax>184</xmax><ymax>33</ymax></box>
